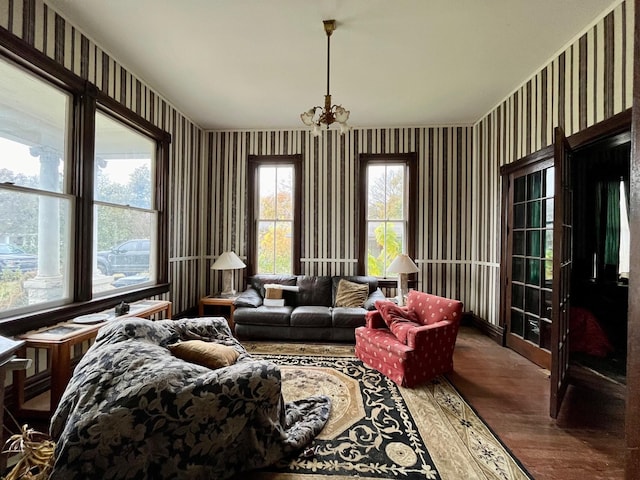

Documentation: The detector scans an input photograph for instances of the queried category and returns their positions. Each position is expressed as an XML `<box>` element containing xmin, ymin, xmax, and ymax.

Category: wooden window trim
<box><xmin>247</xmin><ymin>154</ymin><xmax>302</xmax><ymax>276</ymax></box>
<box><xmin>358</xmin><ymin>152</ymin><xmax>417</xmax><ymax>276</ymax></box>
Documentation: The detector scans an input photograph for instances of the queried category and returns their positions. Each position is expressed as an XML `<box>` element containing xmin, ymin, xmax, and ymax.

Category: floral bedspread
<box><xmin>49</xmin><ymin>317</ymin><xmax>331</xmax><ymax>479</ymax></box>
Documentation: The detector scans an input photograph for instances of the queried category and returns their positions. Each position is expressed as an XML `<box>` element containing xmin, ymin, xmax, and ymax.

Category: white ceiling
<box><xmin>47</xmin><ymin>0</ymin><xmax>618</xmax><ymax>131</ymax></box>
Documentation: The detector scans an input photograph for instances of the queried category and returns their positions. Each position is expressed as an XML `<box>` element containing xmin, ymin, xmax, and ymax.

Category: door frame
<box><xmin>626</xmin><ymin>1</ymin><xmax>640</xmax><ymax>475</ymax></box>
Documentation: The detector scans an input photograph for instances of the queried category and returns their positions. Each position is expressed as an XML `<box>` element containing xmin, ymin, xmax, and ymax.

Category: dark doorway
<box><xmin>570</xmin><ymin>131</ymin><xmax>630</xmax><ymax>388</ymax></box>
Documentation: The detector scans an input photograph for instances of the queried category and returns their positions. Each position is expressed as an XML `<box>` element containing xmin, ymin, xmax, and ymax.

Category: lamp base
<box><xmin>220</xmin><ymin>270</ymin><xmax>236</xmax><ymax>297</ymax></box>
<box><xmin>396</xmin><ymin>273</ymin><xmax>409</xmax><ymax>307</ymax></box>
<box><xmin>217</xmin><ymin>291</ymin><xmax>237</xmax><ymax>298</ymax></box>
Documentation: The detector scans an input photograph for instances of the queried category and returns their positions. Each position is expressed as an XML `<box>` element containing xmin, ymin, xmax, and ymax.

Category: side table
<box><xmin>199</xmin><ymin>295</ymin><xmax>237</xmax><ymax>332</ymax></box>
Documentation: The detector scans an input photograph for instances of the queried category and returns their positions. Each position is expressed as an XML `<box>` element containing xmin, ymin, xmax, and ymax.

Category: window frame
<box><xmin>358</xmin><ymin>152</ymin><xmax>417</xmax><ymax>278</ymax></box>
<box><xmin>0</xmin><ymin>31</ymin><xmax>170</xmax><ymax>336</ymax></box>
<box><xmin>247</xmin><ymin>154</ymin><xmax>302</xmax><ymax>276</ymax></box>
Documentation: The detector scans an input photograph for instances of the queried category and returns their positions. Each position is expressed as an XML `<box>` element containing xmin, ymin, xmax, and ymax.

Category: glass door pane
<box><xmin>508</xmin><ymin>165</ymin><xmax>554</xmax><ymax>357</ymax></box>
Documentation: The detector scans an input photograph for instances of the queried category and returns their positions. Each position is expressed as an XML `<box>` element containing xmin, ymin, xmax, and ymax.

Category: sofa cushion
<box><xmin>168</xmin><ymin>340</ymin><xmax>240</xmax><ymax>370</ymax></box>
<box><xmin>290</xmin><ymin>306</ymin><xmax>332</xmax><ymax>327</ymax></box>
<box><xmin>334</xmin><ymin>279</ymin><xmax>370</xmax><ymax>307</ymax></box>
<box><xmin>296</xmin><ymin>276</ymin><xmax>332</xmax><ymax>307</ymax></box>
<box><xmin>375</xmin><ymin>300</ymin><xmax>421</xmax><ymax>344</ymax></box>
<box><xmin>332</xmin><ymin>307</ymin><xmax>368</xmax><ymax>328</ymax></box>
<box><xmin>234</xmin><ymin>306</ymin><xmax>293</xmax><ymax>326</ymax></box>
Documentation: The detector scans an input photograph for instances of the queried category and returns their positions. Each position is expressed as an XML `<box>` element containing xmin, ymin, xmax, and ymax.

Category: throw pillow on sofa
<box><xmin>335</xmin><ymin>279</ymin><xmax>370</xmax><ymax>307</ymax></box>
<box><xmin>375</xmin><ymin>300</ymin><xmax>421</xmax><ymax>344</ymax></box>
<box><xmin>168</xmin><ymin>340</ymin><xmax>240</xmax><ymax>369</ymax></box>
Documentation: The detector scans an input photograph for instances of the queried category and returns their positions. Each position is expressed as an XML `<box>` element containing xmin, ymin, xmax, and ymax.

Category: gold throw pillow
<box><xmin>335</xmin><ymin>279</ymin><xmax>369</xmax><ymax>308</ymax></box>
<box><xmin>168</xmin><ymin>340</ymin><xmax>239</xmax><ymax>370</ymax></box>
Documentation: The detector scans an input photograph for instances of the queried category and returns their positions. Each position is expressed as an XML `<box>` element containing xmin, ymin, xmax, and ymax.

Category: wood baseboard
<box><xmin>462</xmin><ymin>312</ymin><xmax>504</xmax><ymax>345</ymax></box>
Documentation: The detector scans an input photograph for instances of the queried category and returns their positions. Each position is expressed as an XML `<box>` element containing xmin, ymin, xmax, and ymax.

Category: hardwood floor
<box><xmin>450</xmin><ymin>326</ymin><xmax>625</xmax><ymax>480</ymax></box>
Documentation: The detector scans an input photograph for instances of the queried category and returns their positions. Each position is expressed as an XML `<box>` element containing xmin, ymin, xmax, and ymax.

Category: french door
<box><xmin>500</xmin><ymin>127</ymin><xmax>572</xmax><ymax>418</ymax></box>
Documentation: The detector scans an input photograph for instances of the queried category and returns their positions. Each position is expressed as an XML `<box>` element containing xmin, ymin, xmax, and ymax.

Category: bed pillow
<box><xmin>334</xmin><ymin>279</ymin><xmax>370</xmax><ymax>308</ymax></box>
<box><xmin>168</xmin><ymin>340</ymin><xmax>239</xmax><ymax>369</ymax></box>
<box><xmin>375</xmin><ymin>300</ymin><xmax>421</xmax><ymax>344</ymax></box>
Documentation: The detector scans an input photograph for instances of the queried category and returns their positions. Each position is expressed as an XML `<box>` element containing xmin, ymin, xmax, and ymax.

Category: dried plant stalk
<box><xmin>2</xmin><ymin>424</ymin><xmax>55</xmax><ymax>480</ymax></box>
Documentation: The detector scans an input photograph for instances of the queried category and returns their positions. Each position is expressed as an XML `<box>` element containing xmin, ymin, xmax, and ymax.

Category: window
<box><xmin>359</xmin><ymin>153</ymin><xmax>416</xmax><ymax>277</ymax></box>
<box><xmin>93</xmin><ymin>111</ymin><xmax>157</xmax><ymax>293</ymax></box>
<box><xmin>0</xmin><ymin>56</ymin><xmax>73</xmax><ymax>316</ymax></box>
<box><xmin>247</xmin><ymin>155</ymin><xmax>302</xmax><ymax>275</ymax></box>
<box><xmin>0</xmin><ymin>41</ymin><xmax>169</xmax><ymax>334</ymax></box>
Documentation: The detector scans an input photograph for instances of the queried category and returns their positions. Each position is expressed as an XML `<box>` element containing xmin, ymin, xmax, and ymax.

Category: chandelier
<box><xmin>300</xmin><ymin>19</ymin><xmax>350</xmax><ymax>136</ymax></box>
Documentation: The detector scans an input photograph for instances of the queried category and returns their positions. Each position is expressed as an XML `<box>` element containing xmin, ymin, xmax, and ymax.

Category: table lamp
<box><xmin>211</xmin><ymin>251</ymin><xmax>246</xmax><ymax>296</ymax></box>
<box><xmin>387</xmin><ymin>254</ymin><xmax>419</xmax><ymax>306</ymax></box>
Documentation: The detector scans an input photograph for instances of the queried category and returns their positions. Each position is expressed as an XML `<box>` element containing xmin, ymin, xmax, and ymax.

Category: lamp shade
<box><xmin>387</xmin><ymin>254</ymin><xmax>419</xmax><ymax>274</ymax></box>
<box><xmin>211</xmin><ymin>251</ymin><xmax>246</xmax><ymax>270</ymax></box>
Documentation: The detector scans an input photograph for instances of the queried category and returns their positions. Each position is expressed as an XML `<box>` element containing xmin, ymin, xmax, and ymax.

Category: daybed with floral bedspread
<box><xmin>49</xmin><ymin>317</ymin><xmax>331</xmax><ymax>479</ymax></box>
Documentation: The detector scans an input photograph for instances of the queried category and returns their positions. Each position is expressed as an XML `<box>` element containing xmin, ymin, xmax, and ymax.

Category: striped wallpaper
<box><xmin>205</xmin><ymin>127</ymin><xmax>475</xmax><ymax>308</ymax></box>
<box><xmin>1</xmin><ymin>0</ymin><xmax>633</xmax><ymax>330</ymax></box>
<box><xmin>473</xmin><ymin>0</ymin><xmax>633</xmax><ymax>324</ymax></box>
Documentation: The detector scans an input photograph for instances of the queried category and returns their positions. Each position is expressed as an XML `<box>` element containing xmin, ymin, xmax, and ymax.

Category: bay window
<box><xmin>0</xmin><ymin>38</ymin><xmax>169</xmax><ymax>335</ymax></box>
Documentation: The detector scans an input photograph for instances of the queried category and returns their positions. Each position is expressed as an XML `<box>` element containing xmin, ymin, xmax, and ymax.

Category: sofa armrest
<box><xmin>234</xmin><ymin>287</ymin><xmax>263</xmax><ymax>308</ymax></box>
<box><xmin>363</xmin><ymin>288</ymin><xmax>386</xmax><ymax>310</ymax></box>
<box><xmin>406</xmin><ymin>319</ymin><xmax>459</xmax><ymax>349</ymax></box>
<box><xmin>365</xmin><ymin>310</ymin><xmax>388</xmax><ymax>329</ymax></box>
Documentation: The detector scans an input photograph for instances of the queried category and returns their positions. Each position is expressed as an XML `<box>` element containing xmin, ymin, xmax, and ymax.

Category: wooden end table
<box><xmin>199</xmin><ymin>295</ymin><xmax>237</xmax><ymax>332</ymax></box>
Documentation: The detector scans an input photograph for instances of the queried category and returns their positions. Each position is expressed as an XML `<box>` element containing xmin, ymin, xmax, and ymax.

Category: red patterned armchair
<box><xmin>355</xmin><ymin>290</ymin><xmax>463</xmax><ymax>388</ymax></box>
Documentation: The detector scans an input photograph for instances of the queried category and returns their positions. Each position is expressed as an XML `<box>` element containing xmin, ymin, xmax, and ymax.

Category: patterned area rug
<box><xmin>240</xmin><ymin>344</ymin><xmax>532</xmax><ymax>480</ymax></box>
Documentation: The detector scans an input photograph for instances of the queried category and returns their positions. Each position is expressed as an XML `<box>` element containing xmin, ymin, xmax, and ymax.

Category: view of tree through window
<box><xmin>366</xmin><ymin>164</ymin><xmax>406</xmax><ymax>277</ymax></box>
<box><xmin>257</xmin><ymin>166</ymin><xmax>293</xmax><ymax>274</ymax></box>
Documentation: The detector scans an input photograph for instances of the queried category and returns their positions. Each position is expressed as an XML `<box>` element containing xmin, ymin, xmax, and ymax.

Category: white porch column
<box><xmin>24</xmin><ymin>146</ymin><xmax>63</xmax><ymax>303</ymax></box>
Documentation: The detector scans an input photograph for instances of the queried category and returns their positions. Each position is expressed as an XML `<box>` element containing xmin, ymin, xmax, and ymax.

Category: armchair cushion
<box><xmin>374</xmin><ymin>300</ymin><xmax>420</xmax><ymax>344</ymax></box>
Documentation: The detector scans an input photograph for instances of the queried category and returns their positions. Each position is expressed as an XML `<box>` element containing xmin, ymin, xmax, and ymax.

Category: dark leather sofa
<box><xmin>233</xmin><ymin>274</ymin><xmax>385</xmax><ymax>342</ymax></box>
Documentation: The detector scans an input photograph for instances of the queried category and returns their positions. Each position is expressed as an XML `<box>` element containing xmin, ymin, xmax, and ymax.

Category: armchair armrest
<box><xmin>365</xmin><ymin>310</ymin><xmax>388</xmax><ymax>329</ymax></box>
<box><xmin>406</xmin><ymin>319</ymin><xmax>459</xmax><ymax>349</ymax></box>
<box><xmin>234</xmin><ymin>287</ymin><xmax>263</xmax><ymax>308</ymax></box>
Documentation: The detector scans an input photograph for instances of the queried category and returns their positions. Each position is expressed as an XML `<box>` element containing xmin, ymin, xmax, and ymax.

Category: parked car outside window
<box><xmin>0</xmin><ymin>243</ymin><xmax>37</xmax><ymax>273</ymax></box>
<box><xmin>97</xmin><ymin>239</ymin><xmax>150</xmax><ymax>276</ymax></box>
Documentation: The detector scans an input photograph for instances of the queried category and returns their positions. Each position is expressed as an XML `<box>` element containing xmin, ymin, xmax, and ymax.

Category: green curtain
<box><xmin>604</xmin><ymin>180</ymin><xmax>620</xmax><ymax>266</ymax></box>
